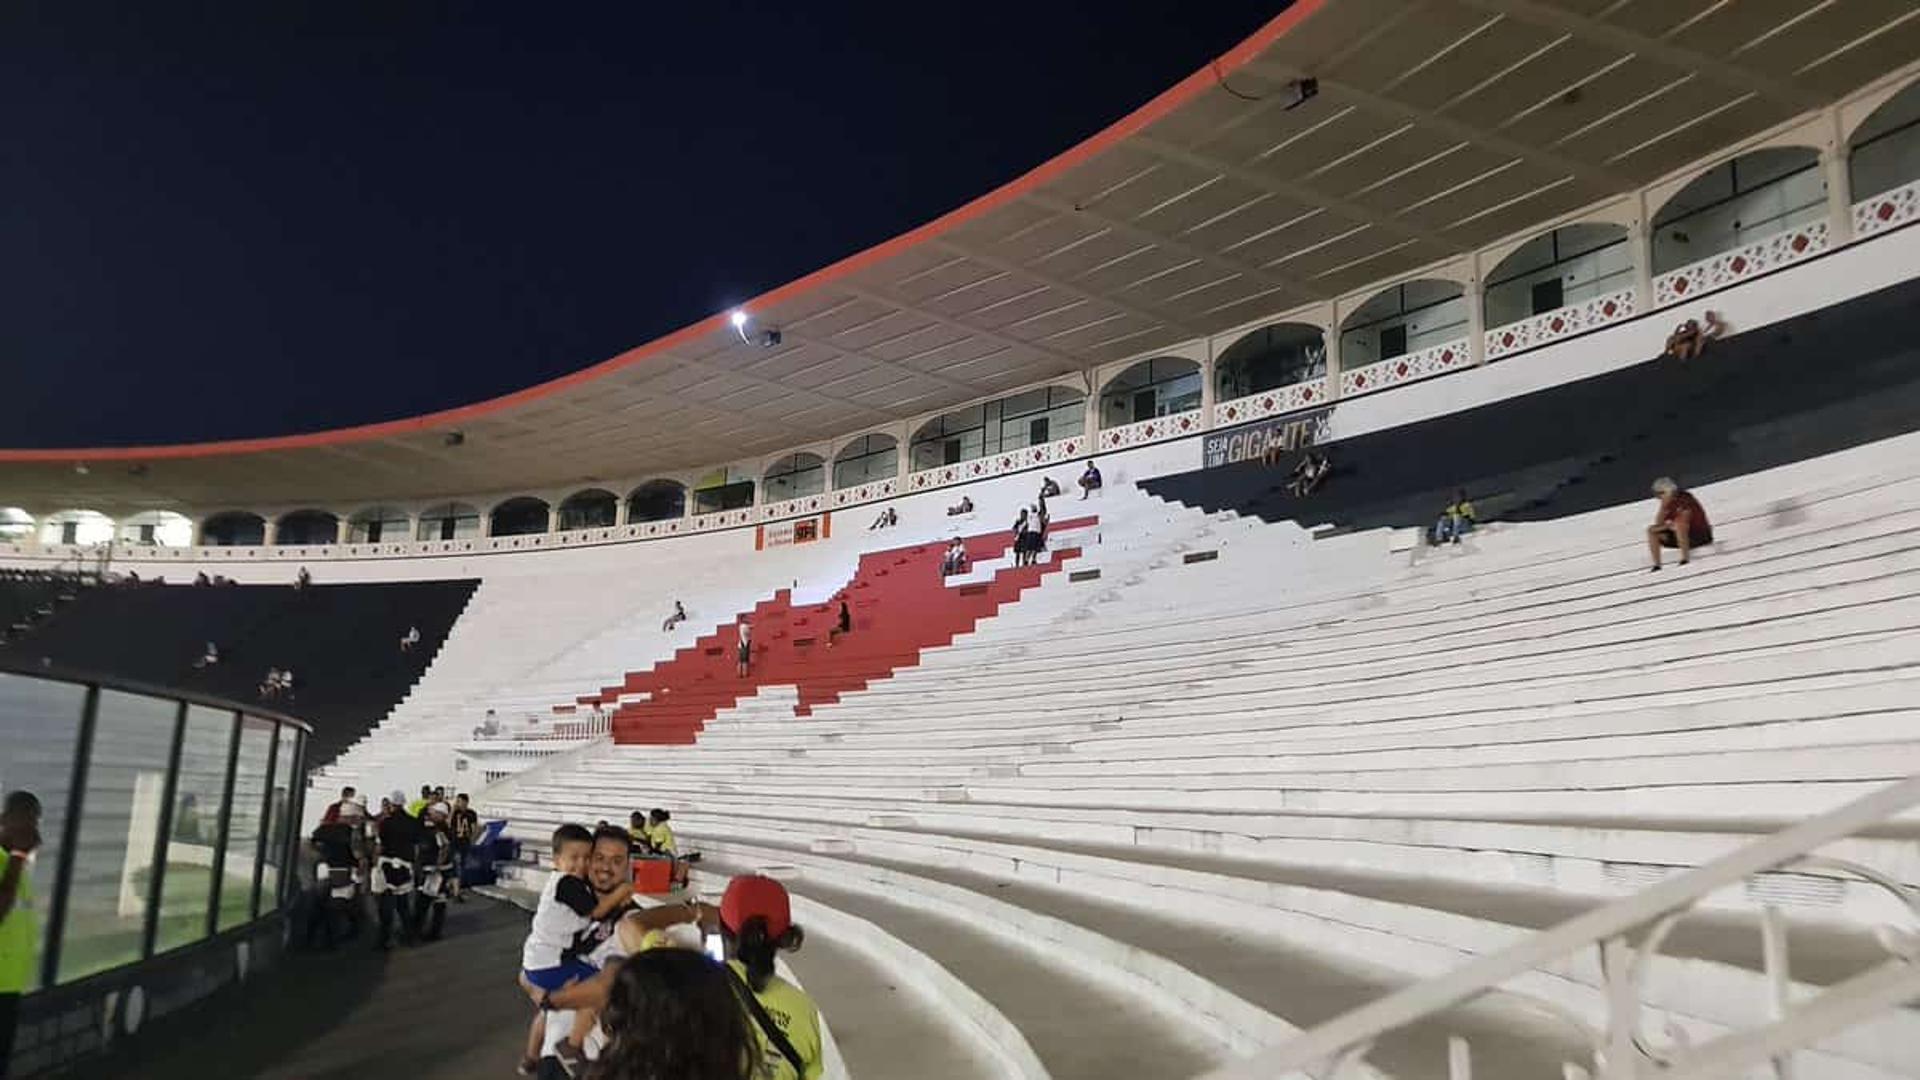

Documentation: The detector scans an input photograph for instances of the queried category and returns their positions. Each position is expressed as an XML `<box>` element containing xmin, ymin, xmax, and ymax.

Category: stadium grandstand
<box><xmin>7</xmin><ymin>2</ymin><xmax>1920</xmax><ymax>1078</ymax></box>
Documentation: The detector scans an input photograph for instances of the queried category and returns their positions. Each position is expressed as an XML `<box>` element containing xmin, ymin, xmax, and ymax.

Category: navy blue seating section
<box><xmin>1</xmin><ymin>578</ymin><xmax>477</xmax><ymax>766</ymax></box>
<box><xmin>0</xmin><ymin>570</ymin><xmax>88</xmax><ymax>643</ymax></box>
<box><xmin>1144</xmin><ymin>275</ymin><xmax>1920</xmax><ymax>534</ymax></box>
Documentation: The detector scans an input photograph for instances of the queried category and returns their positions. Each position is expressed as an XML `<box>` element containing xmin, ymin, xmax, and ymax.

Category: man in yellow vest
<box><xmin>1</xmin><ymin>790</ymin><xmax>45</xmax><ymax>1076</ymax></box>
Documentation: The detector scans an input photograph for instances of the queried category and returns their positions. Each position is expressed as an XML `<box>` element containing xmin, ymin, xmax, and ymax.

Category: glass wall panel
<box><xmin>219</xmin><ymin>717</ymin><xmax>274</xmax><ymax>928</ymax></box>
<box><xmin>55</xmin><ymin>690</ymin><xmax>179</xmax><ymax>983</ymax></box>
<box><xmin>0</xmin><ymin>673</ymin><xmax>87</xmax><ymax>992</ymax></box>
<box><xmin>152</xmin><ymin>706</ymin><xmax>232</xmax><ymax>952</ymax></box>
<box><xmin>262</xmin><ymin>728</ymin><xmax>300</xmax><ymax>910</ymax></box>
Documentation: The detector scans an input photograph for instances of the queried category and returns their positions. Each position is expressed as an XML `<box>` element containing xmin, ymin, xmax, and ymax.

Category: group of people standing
<box><xmin>308</xmin><ymin>783</ymin><xmax>482</xmax><ymax>950</ymax></box>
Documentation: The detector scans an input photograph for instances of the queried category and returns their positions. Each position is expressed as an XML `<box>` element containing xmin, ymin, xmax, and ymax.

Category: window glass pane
<box><xmin>0</xmin><ymin>673</ymin><xmax>87</xmax><ymax>992</ymax></box>
<box><xmin>262</xmin><ymin>728</ymin><xmax>300</xmax><ymax>911</ymax></box>
<box><xmin>151</xmin><ymin>706</ymin><xmax>229</xmax><ymax>952</ymax></box>
<box><xmin>219</xmin><ymin>717</ymin><xmax>274</xmax><ymax>929</ymax></box>
<box><xmin>57</xmin><ymin>689</ymin><xmax>179</xmax><ymax>983</ymax></box>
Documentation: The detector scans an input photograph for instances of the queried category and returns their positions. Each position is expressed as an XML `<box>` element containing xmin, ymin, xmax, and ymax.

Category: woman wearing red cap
<box><xmin>719</xmin><ymin>875</ymin><xmax>824</xmax><ymax>1080</ymax></box>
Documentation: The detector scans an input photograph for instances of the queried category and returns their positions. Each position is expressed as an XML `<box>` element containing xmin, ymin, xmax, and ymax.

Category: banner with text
<box><xmin>1203</xmin><ymin>406</ymin><xmax>1334</xmax><ymax>469</ymax></box>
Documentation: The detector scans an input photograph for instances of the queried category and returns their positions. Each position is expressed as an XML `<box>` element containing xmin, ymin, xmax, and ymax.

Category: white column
<box><xmin>1467</xmin><ymin>253</ymin><xmax>1488</xmax><ymax>367</ymax></box>
<box><xmin>1083</xmin><ymin>375</ymin><xmax>1103</xmax><ymax>441</ymax></box>
<box><xmin>1824</xmin><ymin>141</ymin><xmax>1854</xmax><ymax>245</ymax></box>
<box><xmin>335</xmin><ymin>517</ymin><xmax>350</xmax><ymax>544</ymax></box>
<box><xmin>1324</xmin><ymin>303</ymin><xmax>1345</xmax><ymax>400</ymax></box>
<box><xmin>895</xmin><ymin>426</ymin><xmax>913</xmax><ymax>482</ymax></box>
<box><xmin>405</xmin><ymin>512</ymin><xmax>420</xmax><ymax>543</ymax></box>
<box><xmin>1198</xmin><ymin>342</ymin><xmax>1217</xmax><ymax>430</ymax></box>
<box><xmin>261</xmin><ymin>519</ymin><xmax>278</xmax><ymax>547</ymax></box>
<box><xmin>615</xmin><ymin>497</ymin><xmax>630</xmax><ymax>526</ymax></box>
<box><xmin>1631</xmin><ymin>193</ymin><xmax>1656</xmax><ymax>309</ymax></box>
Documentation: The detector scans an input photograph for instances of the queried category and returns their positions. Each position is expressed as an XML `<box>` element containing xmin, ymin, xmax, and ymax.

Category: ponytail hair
<box><xmin>731</xmin><ymin>915</ymin><xmax>805</xmax><ymax>994</ymax></box>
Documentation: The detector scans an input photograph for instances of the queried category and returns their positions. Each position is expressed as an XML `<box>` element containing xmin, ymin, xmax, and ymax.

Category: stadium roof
<box><xmin>6</xmin><ymin>0</ymin><xmax>1919</xmax><ymax>512</ymax></box>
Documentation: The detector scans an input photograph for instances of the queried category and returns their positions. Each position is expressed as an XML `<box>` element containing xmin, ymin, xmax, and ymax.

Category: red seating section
<box><xmin>596</xmin><ymin>517</ymin><xmax>1093</xmax><ymax>745</ymax></box>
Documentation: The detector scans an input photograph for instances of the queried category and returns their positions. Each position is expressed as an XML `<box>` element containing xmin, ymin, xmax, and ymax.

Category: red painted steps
<box><xmin>595</xmin><ymin>517</ymin><xmax>1094</xmax><ymax>745</ymax></box>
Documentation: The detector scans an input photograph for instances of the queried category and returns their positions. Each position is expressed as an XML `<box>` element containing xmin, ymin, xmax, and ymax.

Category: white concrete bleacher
<box><xmin>482</xmin><ymin>429</ymin><xmax>1920</xmax><ymax>1080</ymax></box>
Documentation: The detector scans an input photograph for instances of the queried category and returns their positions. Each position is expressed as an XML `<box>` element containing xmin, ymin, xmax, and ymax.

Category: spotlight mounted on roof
<box><xmin>729</xmin><ymin>309</ymin><xmax>751</xmax><ymax>344</ymax></box>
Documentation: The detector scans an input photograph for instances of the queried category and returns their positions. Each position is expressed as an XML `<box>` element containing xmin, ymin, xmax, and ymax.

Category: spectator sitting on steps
<box><xmin>946</xmin><ymin>495</ymin><xmax>973</xmax><ymax>516</ymax></box>
<box><xmin>192</xmin><ymin>640</ymin><xmax>220</xmax><ymax>669</ymax></box>
<box><xmin>1430</xmin><ymin>490</ymin><xmax>1476</xmax><ymax>546</ymax></box>
<box><xmin>400</xmin><ymin>625</ymin><xmax>420</xmax><ymax>653</ymax></box>
<box><xmin>1038</xmin><ymin>476</ymin><xmax>1062</xmax><ymax>500</ymax></box>
<box><xmin>1665</xmin><ymin>310</ymin><xmax>1725</xmax><ymax>360</ymax></box>
<box><xmin>826</xmin><ymin>599</ymin><xmax>851</xmax><ymax>649</ymax></box>
<box><xmin>662</xmin><ymin>600</ymin><xmax>687</xmax><ymax>632</ymax></box>
<box><xmin>868</xmin><ymin>507</ymin><xmax>897</xmax><ymax>530</ymax></box>
<box><xmin>295</xmin><ymin>566</ymin><xmax>312</xmax><ymax>590</ymax></box>
<box><xmin>1287</xmin><ymin>451</ymin><xmax>1331</xmax><ymax>498</ymax></box>
<box><xmin>1647</xmin><ymin>476</ymin><xmax>1713</xmax><ymax>571</ymax></box>
<box><xmin>1078</xmin><ymin>460</ymin><xmax>1103</xmax><ymax>499</ymax></box>
<box><xmin>735</xmin><ymin>618</ymin><xmax>752</xmax><ymax>678</ymax></box>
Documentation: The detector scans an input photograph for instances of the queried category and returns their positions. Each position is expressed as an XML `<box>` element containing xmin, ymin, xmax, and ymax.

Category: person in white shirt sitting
<box><xmin>400</xmin><ymin>625</ymin><xmax>420</xmax><ymax>653</ymax></box>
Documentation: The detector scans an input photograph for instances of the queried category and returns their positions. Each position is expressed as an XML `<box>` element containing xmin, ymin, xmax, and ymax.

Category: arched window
<box><xmin>1</xmin><ymin>508</ymin><xmax>36</xmax><ymax>541</ymax></box>
<box><xmin>40</xmin><ymin>509</ymin><xmax>116</xmax><ymax>546</ymax></box>
<box><xmin>1652</xmin><ymin>147</ymin><xmax>1824</xmax><ymax>274</ymax></box>
<box><xmin>417</xmin><ymin>502</ymin><xmax>481</xmax><ymax>542</ymax></box>
<box><xmin>274</xmin><ymin>509</ymin><xmax>339</xmax><ymax>546</ymax></box>
<box><xmin>556</xmin><ymin>489</ymin><xmax>618</xmax><ymax>531</ymax></box>
<box><xmin>1215</xmin><ymin>324</ymin><xmax>1326</xmax><ymax>402</ymax></box>
<box><xmin>347</xmin><ymin>506</ymin><xmax>410</xmax><ymax>544</ymax></box>
<box><xmin>1850</xmin><ymin>79</ymin><xmax>1920</xmax><ymax>202</ymax></box>
<box><xmin>118</xmin><ymin>510</ymin><xmax>194</xmax><ymax>547</ymax></box>
<box><xmin>909</xmin><ymin>386</ymin><xmax>1084</xmax><ymax>471</ymax></box>
<box><xmin>691</xmin><ymin>467</ymin><xmax>755</xmax><ymax>514</ymax></box>
<box><xmin>833</xmin><ymin>434</ymin><xmax>898</xmax><ymax>489</ymax></box>
<box><xmin>489</xmin><ymin>497</ymin><xmax>551</xmax><ymax>537</ymax></box>
<box><xmin>762</xmin><ymin>453</ymin><xmax>826</xmax><ymax>502</ymax></box>
<box><xmin>626</xmin><ymin>481</ymin><xmax>686</xmax><ymax>523</ymax></box>
<box><xmin>1483</xmin><ymin>223</ymin><xmax>1632</xmax><ymax>330</ymax></box>
<box><xmin>200</xmin><ymin>512</ymin><xmax>265</xmax><ymax>547</ymax></box>
<box><xmin>1339</xmin><ymin>280</ymin><xmax>1467</xmax><ymax>370</ymax></box>
<box><xmin>1099</xmin><ymin>358</ymin><xmax>1201</xmax><ymax>430</ymax></box>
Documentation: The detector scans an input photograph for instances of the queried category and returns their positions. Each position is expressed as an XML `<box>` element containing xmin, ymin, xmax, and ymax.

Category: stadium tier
<box><xmin>6</xmin><ymin>8</ymin><xmax>1920</xmax><ymax>1078</ymax></box>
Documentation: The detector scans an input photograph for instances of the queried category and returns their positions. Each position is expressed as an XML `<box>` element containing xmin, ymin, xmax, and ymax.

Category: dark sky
<box><xmin>1</xmin><ymin>2</ymin><xmax>1283</xmax><ymax>449</ymax></box>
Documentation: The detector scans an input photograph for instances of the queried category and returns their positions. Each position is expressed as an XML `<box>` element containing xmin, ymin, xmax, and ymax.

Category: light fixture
<box><xmin>729</xmin><ymin>309</ymin><xmax>751</xmax><ymax>344</ymax></box>
<box><xmin>1283</xmin><ymin>77</ymin><xmax>1318</xmax><ymax>111</ymax></box>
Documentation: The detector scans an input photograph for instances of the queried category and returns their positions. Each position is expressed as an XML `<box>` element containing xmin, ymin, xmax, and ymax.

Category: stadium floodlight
<box><xmin>730</xmin><ymin>309</ymin><xmax>751</xmax><ymax>343</ymax></box>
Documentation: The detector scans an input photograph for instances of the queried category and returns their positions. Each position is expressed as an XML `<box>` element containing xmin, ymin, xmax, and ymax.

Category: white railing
<box><xmin>466</xmin><ymin>710</ymin><xmax>613</xmax><ymax>743</ymax></box>
<box><xmin>904</xmin><ymin>433</ymin><xmax>1090</xmax><ymax>492</ymax></box>
<box><xmin>1213</xmin><ymin>378</ymin><xmax>1331</xmax><ymax>428</ymax></box>
<box><xmin>1338</xmin><ymin>337</ymin><xmax>1471</xmax><ymax>397</ymax></box>
<box><xmin>1853</xmin><ymin>177</ymin><xmax>1920</xmax><ymax>239</ymax></box>
<box><xmin>1652</xmin><ymin>220</ymin><xmax>1830</xmax><ymax>308</ymax></box>
<box><xmin>1200</xmin><ymin>773</ymin><xmax>1920</xmax><ymax>1080</ymax></box>
<box><xmin>1096</xmin><ymin>408</ymin><xmax>1205</xmax><ymax>452</ymax></box>
<box><xmin>1484</xmin><ymin>287</ymin><xmax>1637</xmax><ymax>361</ymax></box>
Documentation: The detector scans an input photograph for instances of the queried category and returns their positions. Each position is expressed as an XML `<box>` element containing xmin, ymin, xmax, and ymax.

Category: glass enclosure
<box><xmin>0</xmin><ymin>667</ymin><xmax>307</xmax><ymax>993</ymax></box>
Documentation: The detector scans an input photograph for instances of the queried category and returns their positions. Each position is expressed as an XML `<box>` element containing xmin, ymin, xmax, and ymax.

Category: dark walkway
<box><xmin>78</xmin><ymin>898</ymin><xmax>531</xmax><ymax>1080</ymax></box>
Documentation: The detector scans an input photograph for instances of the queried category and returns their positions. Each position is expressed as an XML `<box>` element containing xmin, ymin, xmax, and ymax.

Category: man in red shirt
<box><xmin>1647</xmin><ymin>477</ymin><xmax>1712</xmax><ymax>570</ymax></box>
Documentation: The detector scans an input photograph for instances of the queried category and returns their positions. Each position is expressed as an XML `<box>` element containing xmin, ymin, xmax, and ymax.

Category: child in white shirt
<box><xmin>520</xmin><ymin>823</ymin><xmax>631</xmax><ymax>1073</ymax></box>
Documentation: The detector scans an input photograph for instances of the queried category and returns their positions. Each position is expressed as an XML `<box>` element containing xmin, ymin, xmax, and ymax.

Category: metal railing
<box><xmin>1199</xmin><ymin>773</ymin><xmax>1920</xmax><ymax>1080</ymax></box>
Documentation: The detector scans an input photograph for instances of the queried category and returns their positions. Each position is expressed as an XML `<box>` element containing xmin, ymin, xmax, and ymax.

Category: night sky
<box><xmin>2</xmin><ymin>3</ymin><xmax>1283</xmax><ymax>449</ymax></box>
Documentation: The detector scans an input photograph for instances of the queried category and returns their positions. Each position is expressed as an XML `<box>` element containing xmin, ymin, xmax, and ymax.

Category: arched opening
<box><xmin>274</xmin><ymin>509</ymin><xmax>339</xmax><ymax>546</ymax></box>
<box><xmin>1215</xmin><ymin>324</ymin><xmax>1326</xmax><ymax>401</ymax></box>
<box><xmin>200</xmin><ymin>511</ymin><xmax>265</xmax><ymax>547</ymax></box>
<box><xmin>762</xmin><ymin>453</ymin><xmax>826</xmax><ymax>502</ymax></box>
<box><xmin>625</xmin><ymin>480</ymin><xmax>686</xmax><ymax>523</ymax></box>
<box><xmin>418</xmin><ymin>502</ymin><xmax>481</xmax><ymax>541</ymax></box>
<box><xmin>41</xmin><ymin>509</ymin><xmax>117</xmax><ymax>546</ymax></box>
<box><xmin>489</xmin><ymin>497</ymin><xmax>551</xmax><ymax>537</ymax></box>
<box><xmin>1</xmin><ymin>508</ymin><xmax>36</xmax><ymax>541</ymax></box>
<box><xmin>1098</xmin><ymin>358</ymin><xmax>1201</xmax><ymax>430</ymax></box>
<box><xmin>909</xmin><ymin>386</ymin><xmax>1085</xmax><ymax>471</ymax></box>
<box><xmin>690</xmin><ymin>468</ymin><xmax>755</xmax><ymax>515</ymax></box>
<box><xmin>1339</xmin><ymin>280</ymin><xmax>1468</xmax><ymax>371</ymax></box>
<box><xmin>118</xmin><ymin>510</ymin><xmax>194</xmax><ymax>547</ymax></box>
<box><xmin>556</xmin><ymin>489</ymin><xmax>618</xmax><ymax>531</ymax></box>
<box><xmin>1850</xmin><ymin>79</ymin><xmax>1920</xmax><ymax>202</ymax></box>
<box><xmin>833</xmin><ymin>434</ymin><xmax>899</xmax><ymax>489</ymax></box>
<box><xmin>1652</xmin><ymin>147</ymin><xmax>1824</xmax><ymax>274</ymax></box>
<box><xmin>1483</xmin><ymin>223</ymin><xmax>1632</xmax><ymax>330</ymax></box>
<box><xmin>347</xmin><ymin>505</ymin><xmax>410</xmax><ymax>544</ymax></box>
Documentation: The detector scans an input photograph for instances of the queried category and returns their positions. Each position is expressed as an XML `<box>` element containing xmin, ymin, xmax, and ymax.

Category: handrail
<box><xmin>1198</xmin><ymin>772</ymin><xmax>1920</xmax><ymax>1079</ymax></box>
<box><xmin>0</xmin><ymin>655</ymin><xmax>316</xmax><ymax>734</ymax></box>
